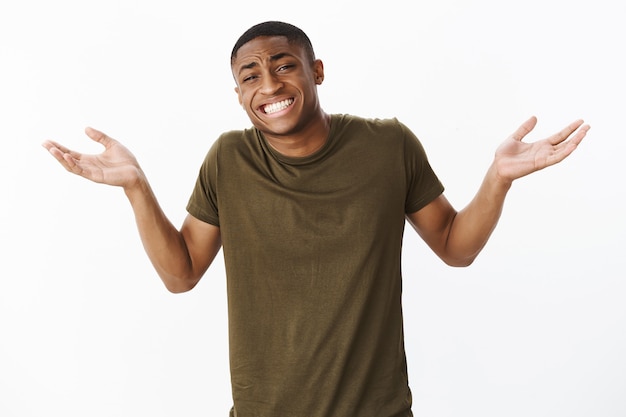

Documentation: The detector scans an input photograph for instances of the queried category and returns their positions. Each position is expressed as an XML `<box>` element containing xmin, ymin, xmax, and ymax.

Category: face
<box><xmin>232</xmin><ymin>36</ymin><xmax>325</xmax><ymax>138</ymax></box>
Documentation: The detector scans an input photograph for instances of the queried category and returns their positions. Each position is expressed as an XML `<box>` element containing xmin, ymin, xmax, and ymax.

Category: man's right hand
<box><xmin>42</xmin><ymin>127</ymin><xmax>143</xmax><ymax>189</ymax></box>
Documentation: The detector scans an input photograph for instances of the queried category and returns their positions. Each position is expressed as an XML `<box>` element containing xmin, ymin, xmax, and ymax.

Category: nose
<box><xmin>259</xmin><ymin>73</ymin><xmax>283</xmax><ymax>95</ymax></box>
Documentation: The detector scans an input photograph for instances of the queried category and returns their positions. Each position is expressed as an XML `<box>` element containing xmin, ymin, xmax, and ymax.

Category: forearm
<box><xmin>445</xmin><ymin>163</ymin><xmax>512</xmax><ymax>266</ymax></box>
<box><xmin>410</xmin><ymin>117</ymin><xmax>587</xmax><ymax>267</ymax></box>
<box><xmin>124</xmin><ymin>173</ymin><xmax>197</xmax><ymax>292</ymax></box>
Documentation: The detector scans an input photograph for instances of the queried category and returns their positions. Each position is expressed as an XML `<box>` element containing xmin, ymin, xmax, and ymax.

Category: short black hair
<box><xmin>231</xmin><ymin>21</ymin><xmax>316</xmax><ymax>65</ymax></box>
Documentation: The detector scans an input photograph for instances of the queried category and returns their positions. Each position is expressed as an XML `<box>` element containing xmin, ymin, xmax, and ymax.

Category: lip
<box><xmin>257</xmin><ymin>97</ymin><xmax>295</xmax><ymax>117</ymax></box>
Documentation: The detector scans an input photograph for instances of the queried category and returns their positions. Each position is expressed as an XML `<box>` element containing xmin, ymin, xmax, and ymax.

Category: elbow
<box><xmin>442</xmin><ymin>254</ymin><xmax>477</xmax><ymax>268</ymax></box>
<box><xmin>165</xmin><ymin>283</ymin><xmax>195</xmax><ymax>294</ymax></box>
<box><xmin>165</xmin><ymin>281</ymin><xmax>197</xmax><ymax>294</ymax></box>
<box><xmin>447</xmin><ymin>259</ymin><xmax>475</xmax><ymax>268</ymax></box>
<box><xmin>438</xmin><ymin>242</ymin><xmax>483</xmax><ymax>268</ymax></box>
<box><xmin>161</xmin><ymin>274</ymin><xmax>200</xmax><ymax>294</ymax></box>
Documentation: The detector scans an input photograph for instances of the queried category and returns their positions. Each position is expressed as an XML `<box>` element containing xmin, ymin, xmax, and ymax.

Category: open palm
<box><xmin>494</xmin><ymin>116</ymin><xmax>590</xmax><ymax>183</ymax></box>
<box><xmin>42</xmin><ymin>127</ymin><xmax>142</xmax><ymax>188</ymax></box>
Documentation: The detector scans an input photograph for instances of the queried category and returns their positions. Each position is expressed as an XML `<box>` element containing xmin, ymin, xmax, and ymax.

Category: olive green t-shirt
<box><xmin>187</xmin><ymin>114</ymin><xmax>444</xmax><ymax>417</ymax></box>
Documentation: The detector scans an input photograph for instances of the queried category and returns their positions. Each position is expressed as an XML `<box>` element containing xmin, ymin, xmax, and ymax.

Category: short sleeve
<box><xmin>401</xmin><ymin>122</ymin><xmax>445</xmax><ymax>213</ymax></box>
<box><xmin>186</xmin><ymin>139</ymin><xmax>221</xmax><ymax>226</ymax></box>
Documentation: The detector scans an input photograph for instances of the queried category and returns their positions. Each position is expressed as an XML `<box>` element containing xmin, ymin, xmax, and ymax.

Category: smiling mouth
<box><xmin>262</xmin><ymin>98</ymin><xmax>294</xmax><ymax>115</ymax></box>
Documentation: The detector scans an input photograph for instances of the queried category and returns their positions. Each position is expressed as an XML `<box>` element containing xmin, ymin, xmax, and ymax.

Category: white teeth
<box><xmin>263</xmin><ymin>98</ymin><xmax>293</xmax><ymax>114</ymax></box>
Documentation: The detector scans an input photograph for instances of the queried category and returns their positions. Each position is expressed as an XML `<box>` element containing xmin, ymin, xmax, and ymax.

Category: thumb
<box><xmin>85</xmin><ymin>126</ymin><xmax>114</xmax><ymax>148</ymax></box>
<box><xmin>510</xmin><ymin>116</ymin><xmax>538</xmax><ymax>142</ymax></box>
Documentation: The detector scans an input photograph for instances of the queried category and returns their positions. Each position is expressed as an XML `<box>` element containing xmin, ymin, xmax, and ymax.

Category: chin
<box><xmin>255</xmin><ymin>116</ymin><xmax>300</xmax><ymax>136</ymax></box>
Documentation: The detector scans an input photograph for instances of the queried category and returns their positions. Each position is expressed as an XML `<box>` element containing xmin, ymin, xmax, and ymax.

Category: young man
<box><xmin>43</xmin><ymin>21</ymin><xmax>589</xmax><ymax>417</ymax></box>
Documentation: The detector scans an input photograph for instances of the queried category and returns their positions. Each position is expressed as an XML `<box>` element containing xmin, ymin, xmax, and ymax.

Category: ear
<box><xmin>313</xmin><ymin>59</ymin><xmax>325</xmax><ymax>85</ymax></box>
<box><xmin>234</xmin><ymin>86</ymin><xmax>243</xmax><ymax>106</ymax></box>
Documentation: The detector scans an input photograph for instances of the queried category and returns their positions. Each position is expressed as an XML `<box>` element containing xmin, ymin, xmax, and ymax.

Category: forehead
<box><xmin>232</xmin><ymin>36</ymin><xmax>306</xmax><ymax>67</ymax></box>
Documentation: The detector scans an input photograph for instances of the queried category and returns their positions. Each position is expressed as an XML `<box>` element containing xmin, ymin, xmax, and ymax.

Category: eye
<box><xmin>277</xmin><ymin>64</ymin><xmax>294</xmax><ymax>72</ymax></box>
<box><xmin>242</xmin><ymin>74</ymin><xmax>258</xmax><ymax>83</ymax></box>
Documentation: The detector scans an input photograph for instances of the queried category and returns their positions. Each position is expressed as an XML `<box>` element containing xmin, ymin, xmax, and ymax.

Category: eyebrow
<box><xmin>237</xmin><ymin>52</ymin><xmax>292</xmax><ymax>76</ymax></box>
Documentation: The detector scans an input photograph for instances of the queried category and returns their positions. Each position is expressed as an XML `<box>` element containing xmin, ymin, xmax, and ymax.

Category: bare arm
<box><xmin>407</xmin><ymin>116</ymin><xmax>590</xmax><ymax>267</ymax></box>
<box><xmin>42</xmin><ymin>127</ymin><xmax>221</xmax><ymax>292</ymax></box>
<box><xmin>124</xmin><ymin>180</ymin><xmax>221</xmax><ymax>292</ymax></box>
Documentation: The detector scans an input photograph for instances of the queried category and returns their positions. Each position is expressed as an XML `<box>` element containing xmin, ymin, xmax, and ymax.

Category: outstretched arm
<box><xmin>42</xmin><ymin>128</ymin><xmax>221</xmax><ymax>292</ymax></box>
<box><xmin>43</xmin><ymin>127</ymin><xmax>143</xmax><ymax>187</ymax></box>
<box><xmin>407</xmin><ymin>116</ymin><xmax>590</xmax><ymax>267</ymax></box>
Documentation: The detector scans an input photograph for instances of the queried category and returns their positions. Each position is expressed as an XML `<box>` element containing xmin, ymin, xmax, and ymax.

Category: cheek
<box><xmin>239</xmin><ymin>90</ymin><xmax>254</xmax><ymax>107</ymax></box>
<box><xmin>241</xmin><ymin>94</ymin><xmax>258</xmax><ymax>116</ymax></box>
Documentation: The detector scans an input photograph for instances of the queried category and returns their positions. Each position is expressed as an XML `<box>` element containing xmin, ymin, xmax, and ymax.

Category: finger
<box><xmin>42</xmin><ymin>140</ymin><xmax>78</xmax><ymax>157</ymax></box>
<box><xmin>548</xmin><ymin>124</ymin><xmax>590</xmax><ymax>165</ymax></box>
<box><xmin>42</xmin><ymin>142</ymin><xmax>83</xmax><ymax>174</ymax></box>
<box><xmin>510</xmin><ymin>115</ymin><xmax>538</xmax><ymax>142</ymax></box>
<box><xmin>553</xmin><ymin>123</ymin><xmax>590</xmax><ymax>151</ymax></box>
<box><xmin>42</xmin><ymin>141</ymin><xmax>68</xmax><ymax>164</ymax></box>
<box><xmin>572</xmin><ymin>124</ymin><xmax>591</xmax><ymax>146</ymax></box>
<box><xmin>548</xmin><ymin>119</ymin><xmax>585</xmax><ymax>145</ymax></box>
<box><xmin>85</xmin><ymin>126</ymin><xmax>115</xmax><ymax>148</ymax></box>
<box><xmin>42</xmin><ymin>140</ymin><xmax>84</xmax><ymax>163</ymax></box>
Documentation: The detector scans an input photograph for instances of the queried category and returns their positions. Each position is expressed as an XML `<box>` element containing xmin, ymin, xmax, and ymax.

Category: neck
<box><xmin>264</xmin><ymin>111</ymin><xmax>331</xmax><ymax>158</ymax></box>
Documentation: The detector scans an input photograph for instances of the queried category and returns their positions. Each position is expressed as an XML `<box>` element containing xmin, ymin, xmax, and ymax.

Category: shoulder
<box><xmin>203</xmin><ymin>127</ymin><xmax>259</xmax><ymax>160</ymax></box>
<box><xmin>332</xmin><ymin>113</ymin><xmax>405</xmax><ymax>133</ymax></box>
<box><xmin>331</xmin><ymin>114</ymin><xmax>417</xmax><ymax>149</ymax></box>
<box><xmin>213</xmin><ymin>128</ymin><xmax>256</xmax><ymax>149</ymax></box>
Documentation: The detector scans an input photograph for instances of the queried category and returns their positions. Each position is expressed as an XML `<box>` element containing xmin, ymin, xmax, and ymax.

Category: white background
<box><xmin>1</xmin><ymin>0</ymin><xmax>625</xmax><ymax>416</ymax></box>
